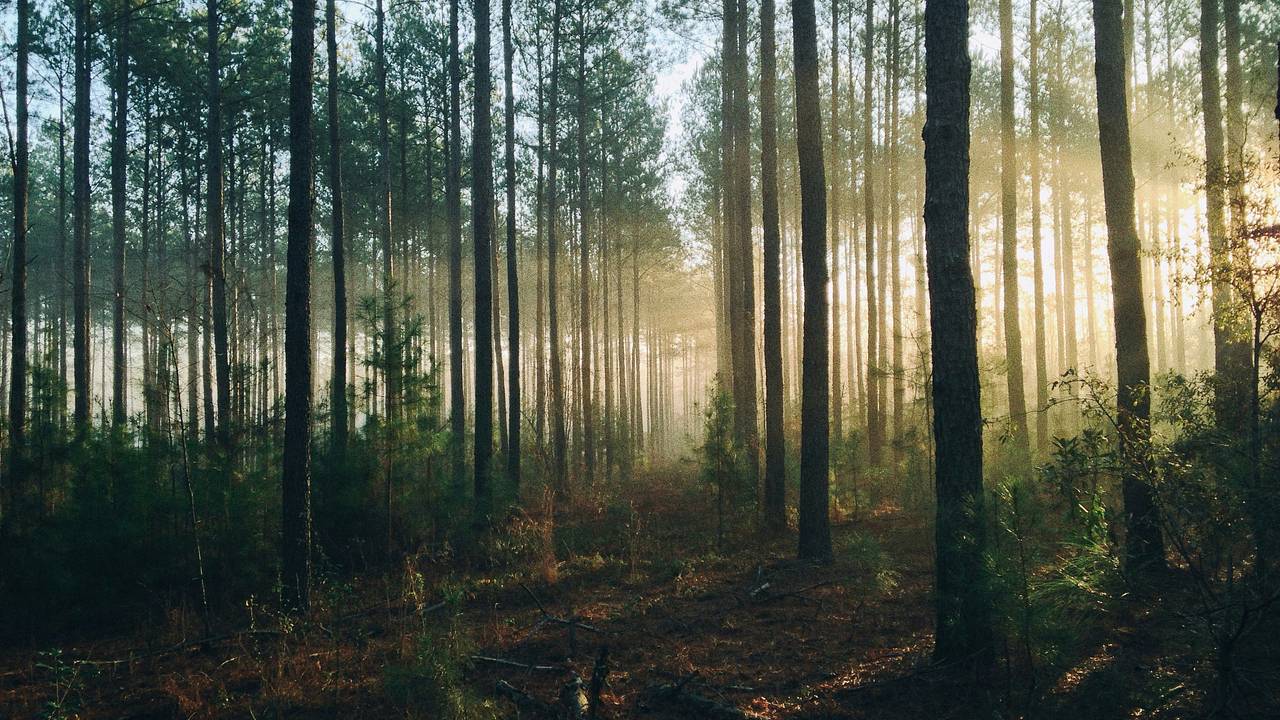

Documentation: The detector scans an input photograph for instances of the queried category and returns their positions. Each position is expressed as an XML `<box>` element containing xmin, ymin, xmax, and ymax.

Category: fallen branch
<box><xmin>72</xmin><ymin>629</ymin><xmax>286</xmax><ymax>667</ymax></box>
<box><xmin>648</xmin><ymin>676</ymin><xmax>756</xmax><ymax>720</ymax></box>
<box><xmin>470</xmin><ymin>655</ymin><xmax>567</xmax><ymax>673</ymax></box>
<box><xmin>753</xmin><ymin>581</ymin><xmax>833</xmax><ymax>605</ymax></box>
<box><xmin>496</xmin><ymin>679</ymin><xmax>557</xmax><ymax>717</ymax></box>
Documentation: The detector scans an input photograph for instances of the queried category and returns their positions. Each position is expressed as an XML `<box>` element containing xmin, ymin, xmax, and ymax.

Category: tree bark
<box><xmin>863</xmin><ymin>0</ymin><xmax>882</xmax><ymax>466</ymax></box>
<box><xmin>761</xmin><ymin>0</ymin><xmax>786</xmax><ymax>531</ymax></box>
<box><xmin>793</xmin><ymin>0</ymin><xmax>832</xmax><ymax>561</ymax></box>
<box><xmin>999</xmin><ymin>0</ymin><xmax>1030</xmax><ymax>457</ymax></box>
<box><xmin>924</xmin><ymin>0</ymin><xmax>992</xmax><ymax>668</ymax></box>
<box><xmin>503</xmin><ymin>0</ymin><xmax>521</xmax><ymax>489</ymax></box>
<box><xmin>327</xmin><ymin>0</ymin><xmax>348</xmax><ymax>453</ymax></box>
<box><xmin>473</xmin><ymin>0</ymin><xmax>496</xmax><ymax>526</ymax></box>
<box><xmin>283</xmin><ymin>0</ymin><xmax>316</xmax><ymax>612</ymax></box>
<box><xmin>448</xmin><ymin>0</ymin><xmax>467</xmax><ymax>494</ymax></box>
<box><xmin>73</xmin><ymin>0</ymin><xmax>92</xmax><ymax>437</ymax></box>
<box><xmin>10</xmin><ymin>0</ymin><xmax>30</xmax><ymax>492</ymax></box>
<box><xmin>208</xmin><ymin>0</ymin><xmax>232</xmax><ymax>446</ymax></box>
<box><xmin>111</xmin><ymin>11</ymin><xmax>130</xmax><ymax>428</ymax></box>
<box><xmin>1091</xmin><ymin>0</ymin><xmax>1165</xmax><ymax>572</ymax></box>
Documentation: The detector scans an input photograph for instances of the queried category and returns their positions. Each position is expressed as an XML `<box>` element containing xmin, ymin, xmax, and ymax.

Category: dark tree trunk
<box><xmin>999</xmin><ymin>0</ymin><xmax>1030</xmax><ymax>457</ymax></box>
<box><xmin>327</xmin><ymin>0</ymin><xmax>348</xmax><ymax>452</ymax></box>
<box><xmin>473</xmin><ymin>0</ymin><xmax>496</xmax><ymax>527</ymax></box>
<box><xmin>547</xmin><ymin>0</ymin><xmax>567</xmax><ymax>492</ymax></box>
<box><xmin>924</xmin><ymin>0</ymin><xmax>992</xmax><ymax>668</ymax></box>
<box><xmin>862</xmin><ymin>0</ymin><xmax>881</xmax><ymax>466</ymax></box>
<box><xmin>576</xmin><ymin>10</ymin><xmax>595</xmax><ymax>486</ymax></box>
<box><xmin>829</xmin><ymin>0</ymin><xmax>843</xmax><ymax>443</ymax></box>
<box><xmin>1199</xmin><ymin>0</ymin><xmax>1248</xmax><ymax>429</ymax></box>
<box><xmin>375</xmin><ymin>0</ymin><xmax>398</xmax><ymax>422</ymax></box>
<box><xmin>448</xmin><ymin>0</ymin><xmax>466</xmax><ymax>494</ymax></box>
<box><xmin>10</xmin><ymin>0</ymin><xmax>29</xmax><ymax>491</ymax></box>
<box><xmin>503</xmin><ymin>0</ymin><xmax>521</xmax><ymax>490</ymax></box>
<box><xmin>792</xmin><ymin>0</ymin><xmax>832</xmax><ymax>561</ymax></box>
<box><xmin>283</xmin><ymin>0</ymin><xmax>316</xmax><ymax>612</ymax></box>
<box><xmin>73</xmin><ymin>0</ymin><xmax>91</xmax><ymax>436</ymax></box>
<box><xmin>761</xmin><ymin>0</ymin><xmax>786</xmax><ymax>532</ymax></box>
<box><xmin>208</xmin><ymin>0</ymin><xmax>231</xmax><ymax>446</ymax></box>
<box><xmin>1092</xmin><ymin>0</ymin><xmax>1165</xmax><ymax>572</ymax></box>
<box><xmin>111</xmin><ymin>11</ymin><xmax>130</xmax><ymax>429</ymax></box>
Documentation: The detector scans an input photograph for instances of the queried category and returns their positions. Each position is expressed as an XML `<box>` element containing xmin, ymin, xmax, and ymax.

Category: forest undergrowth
<box><xmin>1</xmin><ymin>457</ymin><xmax>1261</xmax><ymax>720</ymax></box>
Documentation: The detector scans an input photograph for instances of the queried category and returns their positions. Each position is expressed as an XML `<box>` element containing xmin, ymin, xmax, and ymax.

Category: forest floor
<box><xmin>0</xmin><ymin>467</ymin><xmax>1222</xmax><ymax>719</ymax></box>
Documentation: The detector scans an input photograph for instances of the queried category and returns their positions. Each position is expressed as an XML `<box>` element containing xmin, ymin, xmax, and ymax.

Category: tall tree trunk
<box><xmin>327</xmin><ymin>0</ymin><xmax>348</xmax><ymax>452</ymax></box>
<box><xmin>375</xmin><ymin>0</ymin><xmax>398</xmax><ymax>422</ymax></box>
<box><xmin>889</xmin><ymin>0</ymin><xmax>904</xmax><ymax>468</ymax></box>
<box><xmin>283</xmin><ymin>0</ymin><xmax>316</xmax><ymax>612</ymax></box>
<box><xmin>448</xmin><ymin>0</ymin><xmax>466</xmax><ymax>494</ymax></box>
<box><xmin>111</xmin><ymin>12</ymin><xmax>130</xmax><ymax>429</ymax></box>
<box><xmin>1030</xmin><ymin>0</ymin><xmax>1049</xmax><ymax>455</ymax></box>
<box><xmin>73</xmin><ymin>0</ymin><xmax>91</xmax><ymax>436</ymax></box>
<box><xmin>208</xmin><ymin>0</ymin><xmax>231</xmax><ymax>446</ymax></box>
<box><xmin>761</xmin><ymin>0</ymin><xmax>786</xmax><ymax>531</ymax></box>
<box><xmin>502</xmin><ymin>0</ymin><xmax>521</xmax><ymax>489</ymax></box>
<box><xmin>1199</xmin><ymin>0</ymin><xmax>1248</xmax><ymax>429</ymax></box>
<box><xmin>576</xmin><ymin>10</ymin><xmax>595</xmax><ymax>486</ymax></box>
<box><xmin>999</xmin><ymin>0</ymin><xmax>1030</xmax><ymax>456</ymax></box>
<box><xmin>793</xmin><ymin>0</ymin><xmax>832</xmax><ymax>561</ymax></box>
<box><xmin>829</xmin><ymin>0</ymin><xmax>843</xmax><ymax>442</ymax></box>
<box><xmin>473</xmin><ymin>0</ymin><xmax>496</xmax><ymax>526</ymax></box>
<box><xmin>548</xmin><ymin>0</ymin><xmax>567</xmax><ymax>492</ymax></box>
<box><xmin>862</xmin><ymin>0</ymin><xmax>882</xmax><ymax>466</ymax></box>
<box><xmin>733</xmin><ymin>0</ymin><xmax>759</xmax><ymax>486</ymax></box>
<box><xmin>924</xmin><ymin>0</ymin><xmax>991</xmax><ymax>668</ymax></box>
<box><xmin>10</xmin><ymin>0</ymin><xmax>30</xmax><ymax>494</ymax></box>
<box><xmin>1091</xmin><ymin>0</ymin><xmax>1165</xmax><ymax>572</ymax></box>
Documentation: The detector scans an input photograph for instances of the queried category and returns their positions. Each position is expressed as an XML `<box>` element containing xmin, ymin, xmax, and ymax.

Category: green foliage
<box><xmin>382</xmin><ymin>600</ymin><xmax>496</xmax><ymax>720</ymax></box>
<box><xmin>698</xmin><ymin>377</ymin><xmax>751</xmax><ymax>544</ymax></box>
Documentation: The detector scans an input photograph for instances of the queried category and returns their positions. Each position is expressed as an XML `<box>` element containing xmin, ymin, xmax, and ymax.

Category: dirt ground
<box><xmin>0</xmin><ymin>473</ymin><xmax>1220</xmax><ymax>719</ymax></box>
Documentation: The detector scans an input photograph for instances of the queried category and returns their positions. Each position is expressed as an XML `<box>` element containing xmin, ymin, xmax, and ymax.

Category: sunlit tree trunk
<box><xmin>547</xmin><ymin>0</ymin><xmax>567</xmax><ymax>491</ymax></box>
<box><xmin>111</xmin><ymin>12</ymin><xmax>130</xmax><ymax>429</ymax></box>
<box><xmin>999</xmin><ymin>0</ymin><xmax>1030</xmax><ymax>457</ymax></box>
<box><xmin>473</xmin><ymin>0</ymin><xmax>496</xmax><ymax>525</ymax></box>
<box><xmin>1091</xmin><ymin>0</ymin><xmax>1164</xmax><ymax>572</ymax></box>
<box><xmin>761</xmin><ymin>0</ymin><xmax>786</xmax><ymax>532</ymax></box>
<box><xmin>1199</xmin><ymin>0</ymin><xmax>1248</xmax><ymax>429</ymax></box>
<box><xmin>208</xmin><ymin>0</ymin><xmax>232</xmax><ymax>446</ymax></box>
<box><xmin>503</xmin><ymin>0</ymin><xmax>521</xmax><ymax>489</ymax></box>
<box><xmin>1029</xmin><ymin>0</ymin><xmax>1049</xmax><ymax>455</ymax></box>
<box><xmin>829</xmin><ymin>0</ymin><xmax>843</xmax><ymax>443</ymax></box>
<box><xmin>862</xmin><ymin>0</ymin><xmax>881</xmax><ymax>466</ymax></box>
<box><xmin>448</xmin><ymin>0</ymin><xmax>467</xmax><ymax>494</ymax></box>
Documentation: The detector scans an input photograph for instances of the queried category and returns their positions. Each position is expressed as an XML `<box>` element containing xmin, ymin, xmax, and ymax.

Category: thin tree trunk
<box><xmin>473</xmin><ymin>0</ymin><xmax>496</xmax><ymax>525</ymax></box>
<box><xmin>448</xmin><ymin>0</ymin><xmax>467</xmax><ymax>493</ymax></box>
<box><xmin>761</xmin><ymin>0</ymin><xmax>786</xmax><ymax>531</ymax></box>
<box><xmin>862</xmin><ymin>0</ymin><xmax>881</xmax><ymax>466</ymax></box>
<box><xmin>1030</xmin><ymin>0</ymin><xmax>1049</xmax><ymax>455</ymax></box>
<box><xmin>999</xmin><ymin>0</ymin><xmax>1030</xmax><ymax>457</ymax></box>
<box><xmin>503</xmin><ymin>0</ymin><xmax>521</xmax><ymax>488</ymax></box>
<box><xmin>73</xmin><ymin>0</ymin><xmax>91</xmax><ymax>436</ymax></box>
<box><xmin>327</xmin><ymin>0</ymin><xmax>348</xmax><ymax>452</ymax></box>
<box><xmin>111</xmin><ymin>13</ymin><xmax>130</xmax><ymax>428</ymax></box>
